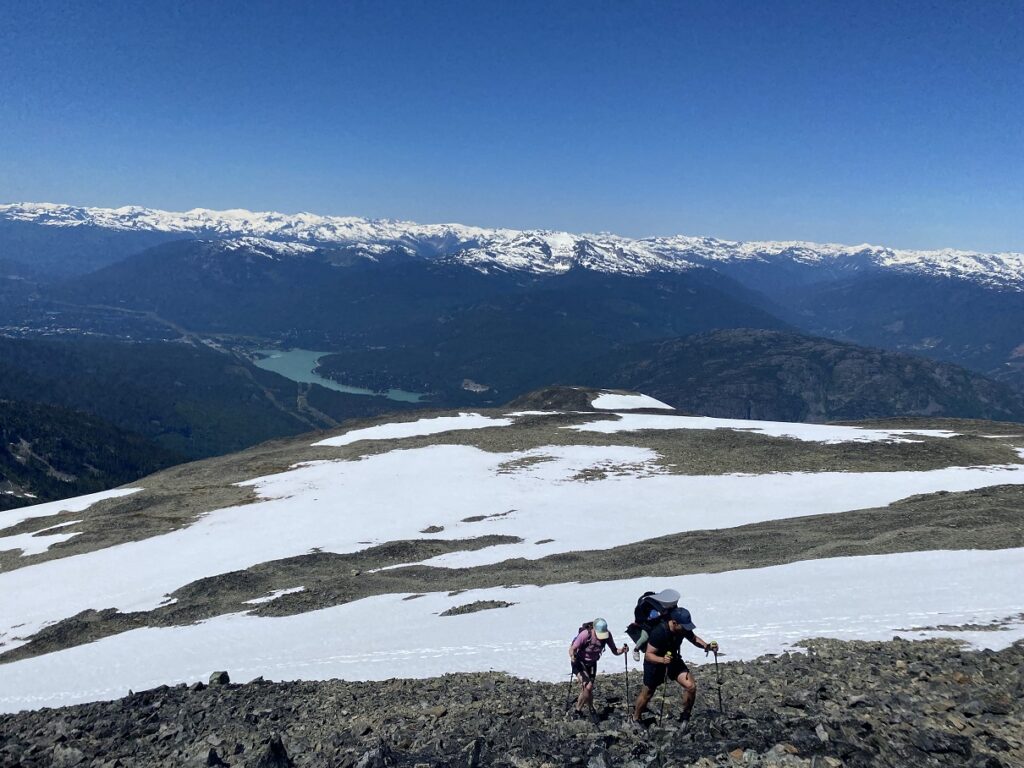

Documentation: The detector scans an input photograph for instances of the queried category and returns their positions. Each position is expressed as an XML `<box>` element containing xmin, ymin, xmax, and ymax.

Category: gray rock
<box><xmin>50</xmin><ymin>745</ymin><xmax>86</xmax><ymax>768</ymax></box>
<box><xmin>1</xmin><ymin>638</ymin><xmax>1022</xmax><ymax>768</ymax></box>
<box><xmin>587</xmin><ymin>744</ymin><xmax>612</xmax><ymax>768</ymax></box>
<box><xmin>253</xmin><ymin>734</ymin><xmax>293</xmax><ymax>768</ymax></box>
<box><xmin>354</xmin><ymin>748</ymin><xmax>385</xmax><ymax>768</ymax></box>
<box><xmin>911</xmin><ymin>728</ymin><xmax>972</xmax><ymax>756</ymax></box>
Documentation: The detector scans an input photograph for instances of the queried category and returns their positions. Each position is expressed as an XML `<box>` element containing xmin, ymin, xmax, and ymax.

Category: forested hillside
<box><xmin>0</xmin><ymin>337</ymin><xmax>411</xmax><ymax>459</ymax></box>
<box><xmin>0</xmin><ymin>400</ymin><xmax>180</xmax><ymax>511</ymax></box>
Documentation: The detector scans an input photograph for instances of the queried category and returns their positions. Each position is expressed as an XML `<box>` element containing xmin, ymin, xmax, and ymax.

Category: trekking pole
<box><xmin>565</xmin><ymin>669</ymin><xmax>575</xmax><ymax>711</ymax></box>
<box><xmin>624</xmin><ymin>649</ymin><xmax>630</xmax><ymax>721</ymax></box>
<box><xmin>714</xmin><ymin>650</ymin><xmax>724</xmax><ymax>714</ymax></box>
<box><xmin>658</xmin><ymin>651</ymin><xmax>672</xmax><ymax>724</ymax></box>
<box><xmin>705</xmin><ymin>646</ymin><xmax>725</xmax><ymax>714</ymax></box>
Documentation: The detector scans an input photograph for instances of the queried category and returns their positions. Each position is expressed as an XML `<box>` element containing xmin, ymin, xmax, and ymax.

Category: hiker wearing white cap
<box><xmin>568</xmin><ymin>618</ymin><xmax>628</xmax><ymax>717</ymax></box>
<box><xmin>632</xmin><ymin>606</ymin><xmax>718</xmax><ymax>729</ymax></box>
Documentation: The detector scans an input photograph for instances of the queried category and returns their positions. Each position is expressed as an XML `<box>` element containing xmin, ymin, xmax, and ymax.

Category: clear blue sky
<box><xmin>1</xmin><ymin>1</ymin><xmax>1022</xmax><ymax>250</ymax></box>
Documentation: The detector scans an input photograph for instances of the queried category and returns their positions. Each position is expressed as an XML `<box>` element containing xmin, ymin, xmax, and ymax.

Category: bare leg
<box><xmin>575</xmin><ymin>680</ymin><xmax>594</xmax><ymax>711</ymax></box>
<box><xmin>677</xmin><ymin>671</ymin><xmax>697</xmax><ymax>718</ymax></box>
<box><xmin>633</xmin><ymin>684</ymin><xmax>654</xmax><ymax>721</ymax></box>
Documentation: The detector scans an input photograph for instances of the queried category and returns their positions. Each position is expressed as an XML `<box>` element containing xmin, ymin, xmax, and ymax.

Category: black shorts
<box><xmin>643</xmin><ymin>657</ymin><xmax>688</xmax><ymax>690</ymax></box>
<box><xmin>572</xmin><ymin>660</ymin><xmax>597</xmax><ymax>682</ymax></box>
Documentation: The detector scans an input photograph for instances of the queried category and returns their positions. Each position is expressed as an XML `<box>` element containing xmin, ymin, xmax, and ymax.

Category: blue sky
<box><xmin>1</xmin><ymin>0</ymin><xmax>1022</xmax><ymax>250</ymax></box>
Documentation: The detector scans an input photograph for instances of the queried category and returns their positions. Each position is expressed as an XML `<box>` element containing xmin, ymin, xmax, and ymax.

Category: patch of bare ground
<box><xmin>439</xmin><ymin>600</ymin><xmax>516</xmax><ymax>616</ymax></box>
<box><xmin>895</xmin><ymin>613</ymin><xmax>1024</xmax><ymax>633</ymax></box>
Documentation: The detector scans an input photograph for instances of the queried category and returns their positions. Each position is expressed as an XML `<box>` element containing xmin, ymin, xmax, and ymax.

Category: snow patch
<box><xmin>0</xmin><ymin>521</ymin><xmax>83</xmax><ymax>557</ymax></box>
<box><xmin>0</xmin><ymin>489</ymin><xmax>140</xmax><ymax>533</ymax></box>
<box><xmin>244</xmin><ymin>587</ymin><xmax>306</xmax><ymax>605</ymax></box>
<box><xmin>591</xmin><ymin>392</ymin><xmax>674</xmax><ymax>411</ymax></box>
<box><xmin>313</xmin><ymin>413</ymin><xmax>513</xmax><ymax>447</ymax></box>
<box><xmin>567</xmin><ymin>413</ymin><xmax>961</xmax><ymax>444</ymax></box>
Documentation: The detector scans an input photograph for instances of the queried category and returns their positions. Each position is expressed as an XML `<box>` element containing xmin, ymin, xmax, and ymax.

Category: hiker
<box><xmin>632</xmin><ymin>606</ymin><xmax>718</xmax><ymax>728</ymax></box>
<box><xmin>625</xmin><ymin>589</ymin><xmax>679</xmax><ymax>661</ymax></box>
<box><xmin>569</xmin><ymin>618</ymin><xmax>628</xmax><ymax>716</ymax></box>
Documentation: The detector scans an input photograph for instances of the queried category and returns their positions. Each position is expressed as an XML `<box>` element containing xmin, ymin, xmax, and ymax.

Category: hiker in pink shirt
<box><xmin>568</xmin><ymin>618</ymin><xmax>628</xmax><ymax>717</ymax></box>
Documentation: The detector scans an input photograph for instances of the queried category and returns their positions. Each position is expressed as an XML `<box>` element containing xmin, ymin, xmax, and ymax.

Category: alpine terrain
<box><xmin>1</xmin><ymin>388</ymin><xmax>1022</xmax><ymax>766</ymax></box>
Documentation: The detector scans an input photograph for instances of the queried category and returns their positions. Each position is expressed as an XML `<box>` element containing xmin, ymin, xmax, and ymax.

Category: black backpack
<box><xmin>632</xmin><ymin>592</ymin><xmax>670</xmax><ymax>630</ymax></box>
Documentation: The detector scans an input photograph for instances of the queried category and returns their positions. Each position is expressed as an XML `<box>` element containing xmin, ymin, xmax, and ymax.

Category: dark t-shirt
<box><xmin>646</xmin><ymin>622</ymin><xmax>684</xmax><ymax>658</ymax></box>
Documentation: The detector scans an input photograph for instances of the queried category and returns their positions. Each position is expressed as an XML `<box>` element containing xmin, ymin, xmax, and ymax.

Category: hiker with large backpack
<box><xmin>568</xmin><ymin>618</ymin><xmax>628</xmax><ymax>717</ymax></box>
<box><xmin>625</xmin><ymin>589</ymin><xmax>679</xmax><ymax>661</ymax></box>
<box><xmin>631</xmin><ymin>606</ymin><xmax>718</xmax><ymax>730</ymax></box>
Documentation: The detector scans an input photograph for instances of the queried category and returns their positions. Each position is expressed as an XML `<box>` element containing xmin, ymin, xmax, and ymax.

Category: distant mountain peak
<box><xmin>2</xmin><ymin>201</ymin><xmax>1022</xmax><ymax>288</ymax></box>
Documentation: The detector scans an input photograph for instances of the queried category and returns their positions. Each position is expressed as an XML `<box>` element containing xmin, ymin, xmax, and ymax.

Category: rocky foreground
<box><xmin>1</xmin><ymin>638</ymin><xmax>1021</xmax><ymax>768</ymax></box>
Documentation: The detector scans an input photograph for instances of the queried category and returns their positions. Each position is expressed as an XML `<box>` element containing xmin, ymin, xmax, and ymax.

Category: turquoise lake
<box><xmin>252</xmin><ymin>349</ymin><xmax>425</xmax><ymax>403</ymax></box>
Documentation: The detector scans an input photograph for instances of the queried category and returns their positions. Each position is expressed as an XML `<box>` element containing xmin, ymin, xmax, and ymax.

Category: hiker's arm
<box><xmin>608</xmin><ymin>636</ymin><xmax>627</xmax><ymax>656</ymax></box>
<box><xmin>645</xmin><ymin>642</ymin><xmax>669</xmax><ymax>665</ymax></box>
<box><xmin>569</xmin><ymin>632</ymin><xmax>585</xmax><ymax>662</ymax></box>
<box><xmin>687</xmin><ymin>632</ymin><xmax>717</xmax><ymax>652</ymax></box>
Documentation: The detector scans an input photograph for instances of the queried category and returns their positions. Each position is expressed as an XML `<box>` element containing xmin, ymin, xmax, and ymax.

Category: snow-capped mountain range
<box><xmin>3</xmin><ymin>202</ymin><xmax>1023</xmax><ymax>289</ymax></box>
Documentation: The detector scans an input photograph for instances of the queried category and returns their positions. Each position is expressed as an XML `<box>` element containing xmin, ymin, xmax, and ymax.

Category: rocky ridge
<box><xmin>0</xmin><ymin>637</ymin><xmax>1020</xmax><ymax>768</ymax></box>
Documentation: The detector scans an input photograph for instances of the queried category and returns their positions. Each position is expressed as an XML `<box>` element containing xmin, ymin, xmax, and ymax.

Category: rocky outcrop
<box><xmin>1</xmin><ymin>637</ymin><xmax>1020</xmax><ymax>767</ymax></box>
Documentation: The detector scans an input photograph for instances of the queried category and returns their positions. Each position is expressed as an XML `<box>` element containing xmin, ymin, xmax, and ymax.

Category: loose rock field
<box><xmin>1</xmin><ymin>637</ymin><xmax>1021</xmax><ymax>767</ymax></box>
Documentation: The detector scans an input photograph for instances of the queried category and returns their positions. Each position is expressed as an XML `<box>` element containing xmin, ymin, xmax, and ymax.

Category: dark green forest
<box><xmin>0</xmin><ymin>399</ymin><xmax>181</xmax><ymax>511</ymax></box>
<box><xmin>0</xmin><ymin>337</ymin><xmax>410</xmax><ymax>459</ymax></box>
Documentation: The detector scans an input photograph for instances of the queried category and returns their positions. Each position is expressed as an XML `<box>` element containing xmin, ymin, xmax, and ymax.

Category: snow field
<box><xmin>567</xmin><ymin>413</ymin><xmax>961</xmax><ymax>443</ymax></box>
<box><xmin>3</xmin><ymin>443</ymin><xmax>1024</xmax><ymax>653</ymax></box>
<box><xmin>313</xmin><ymin>413</ymin><xmax>513</xmax><ymax>447</ymax></box>
<box><xmin>590</xmin><ymin>393</ymin><xmax>674</xmax><ymax>411</ymax></box>
<box><xmin>0</xmin><ymin>547</ymin><xmax>1021</xmax><ymax>714</ymax></box>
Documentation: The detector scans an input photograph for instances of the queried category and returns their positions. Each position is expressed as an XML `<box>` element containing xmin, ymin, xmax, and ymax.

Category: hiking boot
<box><xmin>677</xmin><ymin>712</ymin><xmax>692</xmax><ymax>733</ymax></box>
<box><xmin>632</xmin><ymin>650</ymin><xmax>641</xmax><ymax>662</ymax></box>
